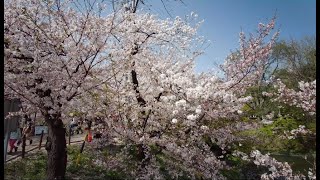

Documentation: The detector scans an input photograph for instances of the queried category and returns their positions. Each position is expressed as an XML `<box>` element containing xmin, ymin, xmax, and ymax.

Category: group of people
<box><xmin>69</xmin><ymin>116</ymin><xmax>106</xmax><ymax>141</ymax></box>
<box><xmin>8</xmin><ymin>114</ymin><xmax>110</xmax><ymax>154</ymax></box>
<box><xmin>8</xmin><ymin>115</ymin><xmax>34</xmax><ymax>154</ymax></box>
<box><xmin>69</xmin><ymin>117</ymin><xmax>84</xmax><ymax>135</ymax></box>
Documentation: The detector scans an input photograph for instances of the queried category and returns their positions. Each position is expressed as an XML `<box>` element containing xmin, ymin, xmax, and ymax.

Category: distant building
<box><xmin>4</xmin><ymin>98</ymin><xmax>21</xmax><ymax>136</ymax></box>
<box><xmin>4</xmin><ymin>98</ymin><xmax>22</xmax><ymax>161</ymax></box>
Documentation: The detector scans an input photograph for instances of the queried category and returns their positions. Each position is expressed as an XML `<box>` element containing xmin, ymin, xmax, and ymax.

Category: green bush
<box><xmin>238</xmin><ymin>116</ymin><xmax>315</xmax><ymax>154</ymax></box>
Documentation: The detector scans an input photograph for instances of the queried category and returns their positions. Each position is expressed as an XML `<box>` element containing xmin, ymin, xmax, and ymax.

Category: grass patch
<box><xmin>5</xmin><ymin>152</ymin><xmax>47</xmax><ymax>180</ymax></box>
<box><xmin>4</xmin><ymin>145</ymin><xmax>129</xmax><ymax>180</ymax></box>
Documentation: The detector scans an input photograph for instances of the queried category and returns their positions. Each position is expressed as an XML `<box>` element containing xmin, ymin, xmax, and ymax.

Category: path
<box><xmin>5</xmin><ymin>134</ymin><xmax>85</xmax><ymax>163</ymax></box>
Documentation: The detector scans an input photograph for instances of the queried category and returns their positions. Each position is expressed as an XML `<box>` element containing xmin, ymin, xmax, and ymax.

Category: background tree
<box><xmin>233</xmin><ymin>36</ymin><xmax>316</xmax><ymax>160</ymax></box>
<box><xmin>272</xmin><ymin>36</ymin><xmax>316</xmax><ymax>89</ymax></box>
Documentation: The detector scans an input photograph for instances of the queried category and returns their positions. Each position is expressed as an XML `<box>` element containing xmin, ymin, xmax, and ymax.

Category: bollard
<box><xmin>38</xmin><ymin>130</ymin><xmax>44</xmax><ymax>150</ymax></box>
<box><xmin>77</xmin><ymin>134</ymin><xmax>87</xmax><ymax>165</ymax></box>
<box><xmin>21</xmin><ymin>135</ymin><xmax>26</xmax><ymax>158</ymax></box>
<box><xmin>80</xmin><ymin>134</ymin><xmax>88</xmax><ymax>153</ymax></box>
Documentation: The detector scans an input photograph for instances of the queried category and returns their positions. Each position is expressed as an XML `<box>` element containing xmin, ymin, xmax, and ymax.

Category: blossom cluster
<box><xmin>222</xmin><ymin>17</ymin><xmax>279</xmax><ymax>94</ymax></box>
<box><xmin>250</xmin><ymin>150</ymin><xmax>305</xmax><ymax>180</ymax></box>
<box><xmin>284</xmin><ymin>125</ymin><xmax>314</xmax><ymax>140</ymax></box>
<box><xmin>274</xmin><ymin>80</ymin><xmax>316</xmax><ymax>115</ymax></box>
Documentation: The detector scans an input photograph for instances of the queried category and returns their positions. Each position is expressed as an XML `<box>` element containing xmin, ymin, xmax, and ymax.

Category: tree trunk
<box><xmin>45</xmin><ymin>118</ymin><xmax>67</xmax><ymax>180</ymax></box>
<box><xmin>137</xmin><ymin>144</ymin><xmax>150</xmax><ymax>171</ymax></box>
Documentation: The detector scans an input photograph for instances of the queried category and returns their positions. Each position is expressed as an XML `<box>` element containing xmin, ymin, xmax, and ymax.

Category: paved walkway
<box><xmin>5</xmin><ymin>134</ymin><xmax>85</xmax><ymax>162</ymax></box>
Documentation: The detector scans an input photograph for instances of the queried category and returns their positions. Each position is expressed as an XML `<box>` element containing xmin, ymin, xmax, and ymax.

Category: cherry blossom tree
<box><xmin>69</xmin><ymin>13</ymin><xmax>288</xmax><ymax>179</ymax></box>
<box><xmin>4</xmin><ymin>0</ymin><xmax>204</xmax><ymax>178</ymax></box>
<box><xmin>4</xmin><ymin>0</ymin><xmax>121</xmax><ymax>178</ymax></box>
<box><xmin>5</xmin><ymin>0</ymin><xmax>306</xmax><ymax>179</ymax></box>
<box><xmin>107</xmin><ymin>9</ymin><xmax>280</xmax><ymax>180</ymax></box>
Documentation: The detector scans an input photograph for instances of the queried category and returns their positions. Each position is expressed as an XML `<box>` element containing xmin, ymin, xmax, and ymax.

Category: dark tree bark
<box><xmin>131</xmin><ymin>69</ymin><xmax>146</xmax><ymax>106</ymax></box>
<box><xmin>44</xmin><ymin>115</ymin><xmax>67</xmax><ymax>180</ymax></box>
<box><xmin>131</xmin><ymin>68</ymin><xmax>152</xmax><ymax>171</ymax></box>
<box><xmin>136</xmin><ymin>143</ymin><xmax>150</xmax><ymax>173</ymax></box>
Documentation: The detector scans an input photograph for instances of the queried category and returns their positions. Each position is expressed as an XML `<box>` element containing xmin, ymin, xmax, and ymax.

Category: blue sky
<box><xmin>144</xmin><ymin>0</ymin><xmax>316</xmax><ymax>73</ymax></box>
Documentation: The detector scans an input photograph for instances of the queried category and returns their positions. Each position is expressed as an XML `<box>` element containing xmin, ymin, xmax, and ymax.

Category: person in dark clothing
<box><xmin>84</xmin><ymin>119</ymin><xmax>92</xmax><ymax>130</ymax></box>
<box><xmin>75</xmin><ymin>121</ymin><xmax>83</xmax><ymax>134</ymax></box>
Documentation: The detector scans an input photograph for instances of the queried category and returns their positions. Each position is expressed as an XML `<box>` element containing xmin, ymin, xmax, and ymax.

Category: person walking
<box><xmin>70</xmin><ymin>118</ymin><xmax>78</xmax><ymax>128</ymax></box>
<box><xmin>8</xmin><ymin>128</ymin><xmax>22</xmax><ymax>154</ymax></box>
<box><xmin>22</xmin><ymin>122</ymin><xmax>34</xmax><ymax>145</ymax></box>
<box><xmin>69</xmin><ymin>117</ymin><xmax>78</xmax><ymax>135</ymax></box>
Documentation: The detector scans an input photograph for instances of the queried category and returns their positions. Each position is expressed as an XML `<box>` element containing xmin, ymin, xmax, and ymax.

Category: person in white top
<box><xmin>70</xmin><ymin>118</ymin><xmax>77</xmax><ymax>127</ymax></box>
<box><xmin>69</xmin><ymin>118</ymin><xmax>78</xmax><ymax>135</ymax></box>
<box><xmin>8</xmin><ymin>128</ymin><xmax>22</xmax><ymax>154</ymax></box>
